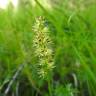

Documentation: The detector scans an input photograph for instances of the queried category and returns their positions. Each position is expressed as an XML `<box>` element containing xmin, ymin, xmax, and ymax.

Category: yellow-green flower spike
<box><xmin>33</xmin><ymin>16</ymin><xmax>54</xmax><ymax>79</ymax></box>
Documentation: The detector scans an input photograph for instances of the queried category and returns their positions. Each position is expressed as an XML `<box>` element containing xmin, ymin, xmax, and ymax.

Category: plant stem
<box><xmin>48</xmin><ymin>78</ymin><xmax>52</xmax><ymax>96</ymax></box>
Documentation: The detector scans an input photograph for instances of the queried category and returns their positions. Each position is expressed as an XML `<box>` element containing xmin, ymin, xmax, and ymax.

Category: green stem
<box><xmin>48</xmin><ymin>78</ymin><xmax>52</xmax><ymax>96</ymax></box>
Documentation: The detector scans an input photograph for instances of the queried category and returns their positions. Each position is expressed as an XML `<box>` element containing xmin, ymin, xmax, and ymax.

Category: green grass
<box><xmin>0</xmin><ymin>0</ymin><xmax>96</xmax><ymax>96</ymax></box>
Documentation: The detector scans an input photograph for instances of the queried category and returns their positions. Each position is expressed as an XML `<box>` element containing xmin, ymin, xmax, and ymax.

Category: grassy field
<box><xmin>0</xmin><ymin>0</ymin><xmax>96</xmax><ymax>96</ymax></box>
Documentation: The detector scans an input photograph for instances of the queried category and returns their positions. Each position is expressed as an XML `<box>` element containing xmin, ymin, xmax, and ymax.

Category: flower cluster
<box><xmin>33</xmin><ymin>16</ymin><xmax>54</xmax><ymax>78</ymax></box>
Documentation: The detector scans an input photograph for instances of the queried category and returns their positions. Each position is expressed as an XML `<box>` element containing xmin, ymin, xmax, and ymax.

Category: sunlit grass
<box><xmin>0</xmin><ymin>0</ymin><xmax>96</xmax><ymax>96</ymax></box>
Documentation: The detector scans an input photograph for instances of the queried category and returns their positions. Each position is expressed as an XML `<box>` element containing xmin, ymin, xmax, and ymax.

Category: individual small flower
<box><xmin>32</xmin><ymin>16</ymin><xmax>54</xmax><ymax>79</ymax></box>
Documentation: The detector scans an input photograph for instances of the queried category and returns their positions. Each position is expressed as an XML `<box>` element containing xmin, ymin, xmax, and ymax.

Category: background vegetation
<box><xmin>0</xmin><ymin>0</ymin><xmax>96</xmax><ymax>96</ymax></box>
